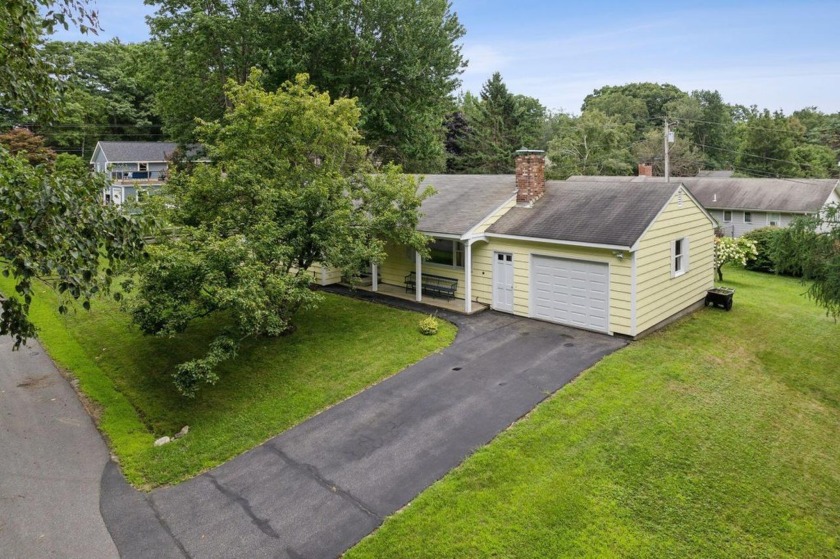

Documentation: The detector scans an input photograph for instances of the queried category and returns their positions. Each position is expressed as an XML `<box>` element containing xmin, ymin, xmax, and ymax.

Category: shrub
<box><xmin>743</xmin><ymin>226</ymin><xmax>803</xmax><ymax>276</ymax></box>
<box><xmin>743</xmin><ymin>227</ymin><xmax>780</xmax><ymax>273</ymax></box>
<box><xmin>418</xmin><ymin>314</ymin><xmax>439</xmax><ymax>336</ymax></box>
<box><xmin>713</xmin><ymin>236</ymin><xmax>757</xmax><ymax>281</ymax></box>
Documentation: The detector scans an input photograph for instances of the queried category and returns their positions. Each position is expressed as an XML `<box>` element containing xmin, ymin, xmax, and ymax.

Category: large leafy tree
<box><xmin>582</xmin><ymin>82</ymin><xmax>687</xmax><ymax>139</ymax></box>
<box><xmin>35</xmin><ymin>40</ymin><xmax>163</xmax><ymax>157</ymax></box>
<box><xmin>129</xmin><ymin>72</ymin><xmax>431</xmax><ymax>396</ymax></box>
<box><xmin>771</xmin><ymin>205</ymin><xmax>840</xmax><ymax>318</ymax></box>
<box><xmin>546</xmin><ymin>110</ymin><xmax>634</xmax><ymax>178</ymax></box>
<box><xmin>147</xmin><ymin>0</ymin><xmax>465</xmax><ymax>173</ymax></box>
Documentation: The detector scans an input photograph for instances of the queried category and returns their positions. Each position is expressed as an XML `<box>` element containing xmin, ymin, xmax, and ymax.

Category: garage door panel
<box><xmin>531</xmin><ymin>256</ymin><xmax>609</xmax><ymax>333</ymax></box>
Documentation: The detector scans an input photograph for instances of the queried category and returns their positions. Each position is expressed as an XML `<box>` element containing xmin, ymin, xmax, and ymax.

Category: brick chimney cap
<box><xmin>516</xmin><ymin>148</ymin><xmax>545</xmax><ymax>155</ymax></box>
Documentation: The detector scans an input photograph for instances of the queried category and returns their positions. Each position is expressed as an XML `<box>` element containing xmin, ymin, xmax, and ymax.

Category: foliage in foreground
<box><xmin>128</xmin><ymin>71</ymin><xmax>431</xmax><ymax>396</ymax></box>
<box><xmin>347</xmin><ymin>268</ymin><xmax>839</xmax><ymax>558</ymax></box>
<box><xmin>0</xmin><ymin>148</ymin><xmax>145</xmax><ymax>347</ymax></box>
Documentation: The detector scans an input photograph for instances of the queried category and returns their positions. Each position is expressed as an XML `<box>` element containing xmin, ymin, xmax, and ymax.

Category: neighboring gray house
<box><xmin>90</xmin><ymin>141</ymin><xmax>195</xmax><ymax>206</ymax></box>
<box><xmin>569</xmin><ymin>175</ymin><xmax>840</xmax><ymax>237</ymax></box>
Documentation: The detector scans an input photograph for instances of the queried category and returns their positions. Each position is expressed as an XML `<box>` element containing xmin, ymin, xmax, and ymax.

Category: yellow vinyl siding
<box><xmin>634</xmin><ymin>187</ymin><xmax>715</xmax><ymax>334</ymax></box>
<box><xmin>472</xmin><ymin>239</ymin><xmax>633</xmax><ymax>335</ymax></box>
<box><xmin>306</xmin><ymin>262</ymin><xmax>342</xmax><ymax>286</ymax></box>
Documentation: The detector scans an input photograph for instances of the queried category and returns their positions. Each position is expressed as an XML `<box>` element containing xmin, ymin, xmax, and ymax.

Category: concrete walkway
<box><xmin>0</xmin><ymin>337</ymin><xmax>118</xmax><ymax>559</ymax></box>
<box><xmin>101</xmin><ymin>302</ymin><xmax>626</xmax><ymax>558</ymax></box>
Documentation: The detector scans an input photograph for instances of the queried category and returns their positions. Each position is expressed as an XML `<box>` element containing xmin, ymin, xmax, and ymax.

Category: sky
<box><xmin>52</xmin><ymin>0</ymin><xmax>840</xmax><ymax>115</ymax></box>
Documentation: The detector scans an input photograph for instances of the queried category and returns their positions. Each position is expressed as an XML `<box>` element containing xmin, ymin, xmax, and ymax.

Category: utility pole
<box><xmin>664</xmin><ymin>118</ymin><xmax>670</xmax><ymax>182</ymax></box>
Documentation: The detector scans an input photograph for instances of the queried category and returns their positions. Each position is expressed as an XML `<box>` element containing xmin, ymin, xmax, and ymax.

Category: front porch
<box><xmin>350</xmin><ymin>282</ymin><xmax>488</xmax><ymax>315</ymax></box>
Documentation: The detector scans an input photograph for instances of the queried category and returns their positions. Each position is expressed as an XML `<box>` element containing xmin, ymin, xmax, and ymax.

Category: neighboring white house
<box><xmin>570</xmin><ymin>175</ymin><xmax>840</xmax><ymax>236</ymax></box>
<box><xmin>90</xmin><ymin>141</ymin><xmax>202</xmax><ymax>206</ymax></box>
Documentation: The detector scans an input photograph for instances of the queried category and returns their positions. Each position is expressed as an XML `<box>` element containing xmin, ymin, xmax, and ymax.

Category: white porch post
<box><xmin>415</xmin><ymin>250</ymin><xmax>423</xmax><ymax>302</ymax></box>
<box><xmin>371</xmin><ymin>262</ymin><xmax>379</xmax><ymax>292</ymax></box>
<box><xmin>464</xmin><ymin>240</ymin><xmax>473</xmax><ymax>313</ymax></box>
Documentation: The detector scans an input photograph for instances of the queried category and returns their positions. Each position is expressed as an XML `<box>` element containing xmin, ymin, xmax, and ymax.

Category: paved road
<box><xmin>101</xmin><ymin>306</ymin><xmax>626</xmax><ymax>558</ymax></box>
<box><xmin>0</xmin><ymin>337</ymin><xmax>118</xmax><ymax>559</ymax></box>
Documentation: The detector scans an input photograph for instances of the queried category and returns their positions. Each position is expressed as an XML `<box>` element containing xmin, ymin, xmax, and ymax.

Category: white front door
<box><xmin>493</xmin><ymin>252</ymin><xmax>514</xmax><ymax>313</ymax></box>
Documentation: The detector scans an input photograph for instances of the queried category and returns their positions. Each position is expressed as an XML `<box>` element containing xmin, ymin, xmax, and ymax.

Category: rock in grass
<box><xmin>154</xmin><ymin>436</ymin><xmax>171</xmax><ymax>447</ymax></box>
<box><xmin>173</xmin><ymin>426</ymin><xmax>189</xmax><ymax>439</ymax></box>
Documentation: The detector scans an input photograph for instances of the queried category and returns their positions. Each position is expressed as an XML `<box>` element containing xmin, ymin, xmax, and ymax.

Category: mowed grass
<box><xmin>0</xmin><ymin>276</ymin><xmax>455</xmax><ymax>489</ymax></box>
<box><xmin>347</xmin><ymin>267</ymin><xmax>840</xmax><ymax>558</ymax></box>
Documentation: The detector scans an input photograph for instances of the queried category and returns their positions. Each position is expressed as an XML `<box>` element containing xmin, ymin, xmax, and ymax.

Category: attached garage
<box><xmin>530</xmin><ymin>256</ymin><xmax>609</xmax><ymax>333</ymax></box>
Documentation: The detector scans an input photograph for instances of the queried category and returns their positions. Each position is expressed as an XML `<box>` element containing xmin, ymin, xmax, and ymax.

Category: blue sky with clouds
<box><xmin>53</xmin><ymin>0</ymin><xmax>840</xmax><ymax>114</ymax></box>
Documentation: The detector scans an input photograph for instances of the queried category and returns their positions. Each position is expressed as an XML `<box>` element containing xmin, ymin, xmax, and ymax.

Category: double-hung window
<box><xmin>744</xmin><ymin>211</ymin><xmax>752</xmax><ymax>224</ymax></box>
<box><xmin>671</xmin><ymin>237</ymin><xmax>689</xmax><ymax>278</ymax></box>
<box><xmin>768</xmin><ymin>213</ymin><xmax>780</xmax><ymax>226</ymax></box>
<box><xmin>723</xmin><ymin>210</ymin><xmax>732</xmax><ymax>222</ymax></box>
<box><xmin>428</xmin><ymin>239</ymin><xmax>464</xmax><ymax>268</ymax></box>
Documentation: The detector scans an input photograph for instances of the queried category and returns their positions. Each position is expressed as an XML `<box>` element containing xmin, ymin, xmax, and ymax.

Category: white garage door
<box><xmin>531</xmin><ymin>256</ymin><xmax>609</xmax><ymax>333</ymax></box>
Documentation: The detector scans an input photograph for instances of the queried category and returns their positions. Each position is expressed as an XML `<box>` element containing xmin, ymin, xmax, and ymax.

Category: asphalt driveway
<box><xmin>101</xmin><ymin>303</ymin><xmax>626</xmax><ymax>559</ymax></box>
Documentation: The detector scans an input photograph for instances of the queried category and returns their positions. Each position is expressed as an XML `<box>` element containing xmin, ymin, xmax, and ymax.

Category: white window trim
<box><xmin>426</xmin><ymin>239</ymin><xmax>465</xmax><ymax>269</ymax></box>
<box><xmin>723</xmin><ymin>210</ymin><xmax>732</xmax><ymax>223</ymax></box>
<box><xmin>767</xmin><ymin>212</ymin><xmax>780</xmax><ymax>226</ymax></box>
<box><xmin>743</xmin><ymin>211</ymin><xmax>752</xmax><ymax>224</ymax></box>
<box><xmin>671</xmin><ymin>237</ymin><xmax>690</xmax><ymax>278</ymax></box>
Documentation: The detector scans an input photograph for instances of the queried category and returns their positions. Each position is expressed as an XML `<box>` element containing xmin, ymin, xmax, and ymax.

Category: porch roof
<box><xmin>415</xmin><ymin>175</ymin><xmax>516</xmax><ymax>236</ymax></box>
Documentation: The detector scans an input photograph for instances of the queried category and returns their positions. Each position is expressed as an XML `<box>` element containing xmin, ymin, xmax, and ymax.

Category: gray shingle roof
<box><xmin>95</xmin><ymin>141</ymin><xmax>204</xmax><ymax>163</ymax></box>
<box><xmin>415</xmin><ymin>175</ymin><xmax>516</xmax><ymax>235</ymax></box>
<box><xmin>96</xmin><ymin>142</ymin><xmax>180</xmax><ymax>162</ymax></box>
<box><xmin>568</xmin><ymin>175</ymin><xmax>839</xmax><ymax>213</ymax></box>
<box><xmin>487</xmin><ymin>181</ymin><xmax>681</xmax><ymax>248</ymax></box>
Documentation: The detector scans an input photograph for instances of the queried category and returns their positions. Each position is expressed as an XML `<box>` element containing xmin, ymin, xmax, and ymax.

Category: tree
<box><xmin>771</xmin><ymin>205</ymin><xmax>840</xmax><ymax>318</ymax></box>
<box><xmin>0</xmin><ymin>148</ymin><xmax>145</xmax><ymax>347</ymax></box>
<box><xmin>147</xmin><ymin>0</ymin><xmax>465</xmax><ymax>172</ymax></box>
<box><xmin>546</xmin><ymin>110</ymin><xmax>634</xmax><ymax>178</ymax></box>
<box><xmin>1</xmin><ymin>0</ymin><xmax>99</xmax><ymax>120</ymax></box>
<box><xmin>736</xmin><ymin>109</ymin><xmax>801</xmax><ymax>177</ymax></box>
<box><xmin>36</xmin><ymin>40</ymin><xmax>163</xmax><ymax>158</ymax></box>
<box><xmin>632</xmin><ymin>128</ymin><xmax>703</xmax><ymax>177</ymax></box>
<box><xmin>1</xmin><ymin>1</ymin><xmax>147</xmax><ymax>348</ymax></box>
<box><xmin>128</xmin><ymin>72</ymin><xmax>431</xmax><ymax>396</ymax></box>
<box><xmin>713</xmin><ymin>236</ymin><xmax>757</xmax><ymax>282</ymax></box>
<box><xmin>582</xmin><ymin>83</ymin><xmax>687</xmax><ymax>139</ymax></box>
<box><xmin>0</xmin><ymin>128</ymin><xmax>56</xmax><ymax>166</ymax></box>
<box><xmin>453</xmin><ymin>74</ymin><xmax>548</xmax><ymax>173</ymax></box>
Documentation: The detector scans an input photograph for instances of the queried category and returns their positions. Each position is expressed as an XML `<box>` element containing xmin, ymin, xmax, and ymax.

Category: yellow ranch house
<box><xmin>316</xmin><ymin>151</ymin><xmax>716</xmax><ymax>339</ymax></box>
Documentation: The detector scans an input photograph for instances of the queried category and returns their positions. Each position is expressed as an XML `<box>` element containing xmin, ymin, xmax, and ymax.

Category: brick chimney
<box><xmin>638</xmin><ymin>163</ymin><xmax>653</xmax><ymax>177</ymax></box>
<box><xmin>515</xmin><ymin>149</ymin><xmax>546</xmax><ymax>205</ymax></box>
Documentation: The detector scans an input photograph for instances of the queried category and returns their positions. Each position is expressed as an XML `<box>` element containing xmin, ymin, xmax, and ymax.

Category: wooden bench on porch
<box><xmin>404</xmin><ymin>271</ymin><xmax>458</xmax><ymax>301</ymax></box>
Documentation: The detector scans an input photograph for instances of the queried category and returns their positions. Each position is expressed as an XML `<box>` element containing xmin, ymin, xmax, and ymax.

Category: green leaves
<box><xmin>0</xmin><ymin>147</ymin><xmax>145</xmax><ymax>348</ymax></box>
<box><xmin>130</xmin><ymin>73</ymin><xmax>429</xmax><ymax>395</ymax></box>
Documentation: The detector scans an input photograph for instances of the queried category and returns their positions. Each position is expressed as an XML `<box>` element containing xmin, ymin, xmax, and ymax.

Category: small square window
<box><xmin>744</xmin><ymin>212</ymin><xmax>752</xmax><ymax>224</ymax></box>
<box><xmin>723</xmin><ymin>210</ymin><xmax>732</xmax><ymax>222</ymax></box>
<box><xmin>768</xmin><ymin>213</ymin><xmax>780</xmax><ymax>226</ymax></box>
<box><xmin>138</xmin><ymin>162</ymin><xmax>148</xmax><ymax>172</ymax></box>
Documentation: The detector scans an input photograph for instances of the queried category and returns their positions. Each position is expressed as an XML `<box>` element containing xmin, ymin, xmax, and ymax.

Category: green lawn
<box><xmin>347</xmin><ymin>267</ymin><xmax>840</xmax><ymax>558</ymax></box>
<box><xmin>1</xmin><ymin>277</ymin><xmax>455</xmax><ymax>489</ymax></box>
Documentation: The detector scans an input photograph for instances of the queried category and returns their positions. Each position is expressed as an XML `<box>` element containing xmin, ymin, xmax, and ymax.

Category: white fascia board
<box><xmin>460</xmin><ymin>193</ymin><xmax>518</xmax><ymax>241</ymax></box>
<box><xmin>418</xmin><ymin>231</ymin><xmax>462</xmax><ymax>241</ymax></box>
<box><xmin>485</xmin><ymin>232</ymin><xmax>631</xmax><ymax>252</ymax></box>
<box><xmin>90</xmin><ymin>142</ymin><xmax>104</xmax><ymax>164</ymax></box>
